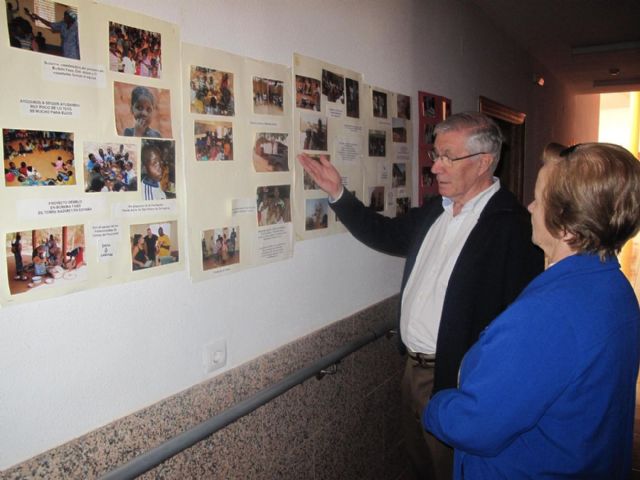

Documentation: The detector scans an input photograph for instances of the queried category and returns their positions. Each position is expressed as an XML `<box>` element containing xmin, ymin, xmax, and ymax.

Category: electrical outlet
<box><xmin>203</xmin><ymin>339</ymin><xmax>227</xmax><ymax>374</ymax></box>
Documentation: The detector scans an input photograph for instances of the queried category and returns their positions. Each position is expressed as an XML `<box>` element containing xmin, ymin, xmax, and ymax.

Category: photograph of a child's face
<box><xmin>372</xmin><ymin>90</ymin><xmax>387</xmax><ymax>118</ymax></box>
<box><xmin>109</xmin><ymin>22</ymin><xmax>162</xmax><ymax>78</ymax></box>
<box><xmin>194</xmin><ymin>120</ymin><xmax>233</xmax><ymax>161</ymax></box>
<box><xmin>252</xmin><ymin>77</ymin><xmax>283</xmax><ymax>116</ymax></box>
<box><xmin>256</xmin><ymin>185</ymin><xmax>291</xmax><ymax>226</ymax></box>
<box><xmin>6</xmin><ymin>225</ymin><xmax>86</xmax><ymax>296</ymax></box>
<box><xmin>202</xmin><ymin>226</ymin><xmax>239</xmax><ymax>271</ymax></box>
<box><xmin>83</xmin><ymin>142</ymin><xmax>137</xmax><ymax>193</ymax></box>
<box><xmin>114</xmin><ymin>82</ymin><xmax>172</xmax><ymax>138</ymax></box>
<box><xmin>140</xmin><ymin>139</ymin><xmax>175</xmax><ymax>200</ymax></box>
<box><xmin>4</xmin><ymin>129</ymin><xmax>75</xmax><ymax>187</ymax></box>
<box><xmin>322</xmin><ymin>69</ymin><xmax>344</xmax><ymax>104</ymax></box>
<box><xmin>130</xmin><ymin>221</ymin><xmax>178</xmax><ymax>271</ymax></box>
<box><xmin>295</xmin><ymin>75</ymin><xmax>321</xmax><ymax>111</ymax></box>
<box><xmin>7</xmin><ymin>1</ymin><xmax>79</xmax><ymax>60</ymax></box>
<box><xmin>345</xmin><ymin>77</ymin><xmax>359</xmax><ymax>118</ymax></box>
<box><xmin>253</xmin><ymin>132</ymin><xmax>288</xmax><ymax>172</ymax></box>
<box><xmin>190</xmin><ymin>65</ymin><xmax>234</xmax><ymax>116</ymax></box>
<box><xmin>305</xmin><ymin>198</ymin><xmax>329</xmax><ymax>231</ymax></box>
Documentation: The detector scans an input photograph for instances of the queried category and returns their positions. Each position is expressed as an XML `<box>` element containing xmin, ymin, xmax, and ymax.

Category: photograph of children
<box><xmin>368</xmin><ymin>186</ymin><xmax>385</xmax><ymax>212</ymax></box>
<box><xmin>140</xmin><ymin>139</ymin><xmax>175</xmax><ymax>200</ymax></box>
<box><xmin>83</xmin><ymin>142</ymin><xmax>137</xmax><ymax>192</ymax></box>
<box><xmin>321</xmin><ymin>69</ymin><xmax>344</xmax><ymax>104</ymax></box>
<box><xmin>424</xmin><ymin>123</ymin><xmax>436</xmax><ymax>145</ymax></box>
<box><xmin>6</xmin><ymin>225</ymin><xmax>86</xmax><ymax>296</ymax></box>
<box><xmin>305</xmin><ymin>198</ymin><xmax>329</xmax><ymax>231</ymax></box>
<box><xmin>202</xmin><ymin>226</ymin><xmax>239</xmax><ymax>271</ymax></box>
<box><xmin>397</xmin><ymin>94</ymin><xmax>411</xmax><ymax>120</ymax></box>
<box><xmin>256</xmin><ymin>185</ymin><xmax>291</xmax><ymax>226</ymax></box>
<box><xmin>302</xmin><ymin>154</ymin><xmax>331</xmax><ymax>190</ymax></box>
<box><xmin>422</xmin><ymin>94</ymin><xmax>436</xmax><ymax>117</ymax></box>
<box><xmin>372</xmin><ymin>90</ymin><xmax>387</xmax><ymax>118</ymax></box>
<box><xmin>194</xmin><ymin>120</ymin><xmax>233</xmax><ymax>161</ymax></box>
<box><xmin>8</xmin><ymin>1</ymin><xmax>79</xmax><ymax>59</ymax></box>
<box><xmin>295</xmin><ymin>75</ymin><xmax>321</xmax><ymax>111</ymax></box>
<box><xmin>396</xmin><ymin>197</ymin><xmax>410</xmax><ymax>217</ymax></box>
<box><xmin>368</xmin><ymin>130</ymin><xmax>386</xmax><ymax>157</ymax></box>
<box><xmin>114</xmin><ymin>82</ymin><xmax>172</xmax><ymax>138</ymax></box>
<box><xmin>130</xmin><ymin>220</ymin><xmax>178</xmax><ymax>271</ymax></box>
<box><xmin>300</xmin><ymin>113</ymin><xmax>328</xmax><ymax>151</ymax></box>
<box><xmin>253</xmin><ymin>132</ymin><xmax>288</xmax><ymax>172</ymax></box>
<box><xmin>190</xmin><ymin>65</ymin><xmax>234</xmax><ymax>116</ymax></box>
<box><xmin>392</xmin><ymin>118</ymin><xmax>407</xmax><ymax>143</ymax></box>
<box><xmin>109</xmin><ymin>22</ymin><xmax>162</xmax><ymax>78</ymax></box>
<box><xmin>345</xmin><ymin>77</ymin><xmax>359</xmax><ymax>118</ymax></box>
<box><xmin>392</xmin><ymin>163</ymin><xmax>407</xmax><ymax>188</ymax></box>
<box><xmin>4</xmin><ymin>129</ymin><xmax>75</xmax><ymax>187</ymax></box>
<box><xmin>252</xmin><ymin>77</ymin><xmax>283</xmax><ymax>116</ymax></box>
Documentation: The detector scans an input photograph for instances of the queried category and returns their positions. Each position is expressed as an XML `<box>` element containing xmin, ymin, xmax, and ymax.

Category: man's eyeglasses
<box><xmin>428</xmin><ymin>150</ymin><xmax>488</xmax><ymax>167</ymax></box>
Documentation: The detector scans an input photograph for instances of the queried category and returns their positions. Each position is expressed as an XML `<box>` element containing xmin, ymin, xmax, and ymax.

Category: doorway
<box><xmin>478</xmin><ymin>96</ymin><xmax>526</xmax><ymax>204</ymax></box>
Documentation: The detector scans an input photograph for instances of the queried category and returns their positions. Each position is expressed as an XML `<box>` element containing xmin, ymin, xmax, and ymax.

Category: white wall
<box><xmin>0</xmin><ymin>0</ymin><xmax>577</xmax><ymax>469</ymax></box>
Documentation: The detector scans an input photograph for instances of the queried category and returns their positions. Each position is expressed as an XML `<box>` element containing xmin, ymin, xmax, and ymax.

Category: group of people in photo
<box><xmin>190</xmin><ymin>66</ymin><xmax>234</xmax><ymax>116</ymax></box>
<box><xmin>85</xmin><ymin>144</ymin><xmax>137</xmax><ymax>193</ymax></box>
<box><xmin>131</xmin><ymin>225</ymin><xmax>173</xmax><ymax>270</ymax></box>
<box><xmin>4</xmin><ymin>129</ymin><xmax>75</xmax><ymax>186</ymax></box>
<box><xmin>7</xmin><ymin>1</ymin><xmax>79</xmax><ymax>59</ymax></box>
<box><xmin>195</xmin><ymin>124</ymin><xmax>233</xmax><ymax>162</ymax></box>
<box><xmin>9</xmin><ymin>229</ymin><xmax>84</xmax><ymax>292</ymax></box>
<box><xmin>252</xmin><ymin>77</ymin><xmax>283</xmax><ymax>115</ymax></box>
<box><xmin>202</xmin><ymin>227</ymin><xmax>238</xmax><ymax>270</ymax></box>
<box><xmin>321</xmin><ymin>69</ymin><xmax>344</xmax><ymax>104</ymax></box>
<box><xmin>295</xmin><ymin>75</ymin><xmax>321</xmax><ymax>111</ymax></box>
<box><xmin>257</xmin><ymin>186</ymin><xmax>290</xmax><ymax>226</ymax></box>
<box><xmin>109</xmin><ymin>22</ymin><xmax>162</xmax><ymax>78</ymax></box>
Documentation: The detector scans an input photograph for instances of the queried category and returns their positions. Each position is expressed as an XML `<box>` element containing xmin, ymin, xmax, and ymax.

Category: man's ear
<box><xmin>477</xmin><ymin>153</ymin><xmax>494</xmax><ymax>176</ymax></box>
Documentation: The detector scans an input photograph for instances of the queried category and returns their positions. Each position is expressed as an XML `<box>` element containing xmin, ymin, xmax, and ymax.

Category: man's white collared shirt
<box><xmin>401</xmin><ymin>180</ymin><xmax>500</xmax><ymax>354</ymax></box>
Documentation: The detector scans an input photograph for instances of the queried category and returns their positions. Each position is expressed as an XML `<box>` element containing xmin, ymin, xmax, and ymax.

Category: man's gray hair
<box><xmin>434</xmin><ymin>112</ymin><xmax>503</xmax><ymax>171</ymax></box>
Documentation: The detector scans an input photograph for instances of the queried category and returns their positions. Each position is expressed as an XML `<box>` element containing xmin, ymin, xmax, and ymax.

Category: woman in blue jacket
<box><xmin>424</xmin><ymin>142</ymin><xmax>640</xmax><ymax>479</ymax></box>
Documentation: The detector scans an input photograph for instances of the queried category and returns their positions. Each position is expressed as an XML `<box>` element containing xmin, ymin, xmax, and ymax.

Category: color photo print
<box><xmin>202</xmin><ymin>226</ymin><xmax>239</xmax><ymax>271</ymax></box>
<box><xmin>6</xmin><ymin>224</ymin><xmax>86</xmax><ymax>296</ymax></box>
<box><xmin>4</xmin><ymin>129</ymin><xmax>75</xmax><ymax>186</ymax></box>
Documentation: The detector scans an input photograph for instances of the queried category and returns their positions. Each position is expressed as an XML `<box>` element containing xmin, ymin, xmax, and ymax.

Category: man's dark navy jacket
<box><xmin>331</xmin><ymin>187</ymin><xmax>544</xmax><ymax>394</ymax></box>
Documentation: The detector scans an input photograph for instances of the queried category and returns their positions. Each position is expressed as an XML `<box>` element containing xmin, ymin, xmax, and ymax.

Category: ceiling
<box><xmin>470</xmin><ymin>0</ymin><xmax>640</xmax><ymax>94</ymax></box>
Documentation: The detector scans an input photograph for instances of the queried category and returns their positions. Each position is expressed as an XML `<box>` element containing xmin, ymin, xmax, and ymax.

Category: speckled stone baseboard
<box><xmin>3</xmin><ymin>295</ymin><xmax>407</xmax><ymax>480</ymax></box>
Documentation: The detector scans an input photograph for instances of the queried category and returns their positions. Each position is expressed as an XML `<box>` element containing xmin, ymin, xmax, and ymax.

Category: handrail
<box><xmin>101</xmin><ymin>319</ymin><xmax>396</xmax><ymax>479</ymax></box>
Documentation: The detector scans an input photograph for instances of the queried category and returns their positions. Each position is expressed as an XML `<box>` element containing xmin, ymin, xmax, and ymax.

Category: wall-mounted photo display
<box><xmin>252</xmin><ymin>77</ymin><xmax>283</xmax><ymax>116</ymax></box>
<box><xmin>305</xmin><ymin>197</ymin><xmax>329</xmax><ymax>231</ymax></box>
<box><xmin>295</xmin><ymin>74</ymin><xmax>321</xmax><ymax>111</ymax></box>
<box><xmin>6</xmin><ymin>224</ymin><xmax>86</xmax><ymax>296</ymax></box>
<box><xmin>256</xmin><ymin>184</ymin><xmax>291</xmax><ymax>227</ymax></box>
<box><xmin>372</xmin><ymin>89</ymin><xmax>387</xmax><ymax>118</ymax></box>
<box><xmin>108</xmin><ymin>21</ymin><xmax>161</xmax><ymax>78</ymax></box>
<box><xmin>201</xmin><ymin>226</ymin><xmax>239</xmax><ymax>271</ymax></box>
<box><xmin>114</xmin><ymin>82</ymin><xmax>173</xmax><ymax>138</ymax></box>
<box><xmin>140</xmin><ymin>139</ymin><xmax>175</xmax><ymax>200</ymax></box>
<box><xmin>129</xmin><ymin>220</ymin><xmax>178</xmax><ymax>271</ymax></box>
<box><xmin>299</xmin><ymin>113</ymin><xmax>328</xmax><ymax>151</ymax></box>
<box><xmin>252</xmin><ymin>132</ymin><xmax>288</xmax><ymax>172</ymax></box>
<box><xmin>321</xmin><ymin>69</ymin><xmax>344</xmax><ymax>104</ymax></box>
<box><xmin>83</xmin><ymin>141</ymin><xmax>137</xmax><ymax>192</ymax></box>
<box><xmin>194</xmin><ymin>120</ymin><xmax>233</xmax><ymax>161</ymax></box>
<box><xmin>345</xmin><ymin>77</ymin><xmax>359</xmax><ymax>119</ymax></box>
<box><xmin>4</xmin><ymin>129</ymin><xmax>75</xmax><ymax>186</ymax></box>
<box><xmin>189</xmin><ymin>65</ymin><xmax>234</xmax><ymax>116</ymax></box>
<box><xmin>8</xmin><ymin>1</ymin><xmax>79</xmax><ymax>59</ymax></box>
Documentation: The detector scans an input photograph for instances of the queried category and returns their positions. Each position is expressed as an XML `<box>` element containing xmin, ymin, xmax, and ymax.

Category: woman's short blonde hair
<box><xmin>541</xmin><ymin>142</ymin><xmax>640</xmax><ymax>260</ymax></box>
